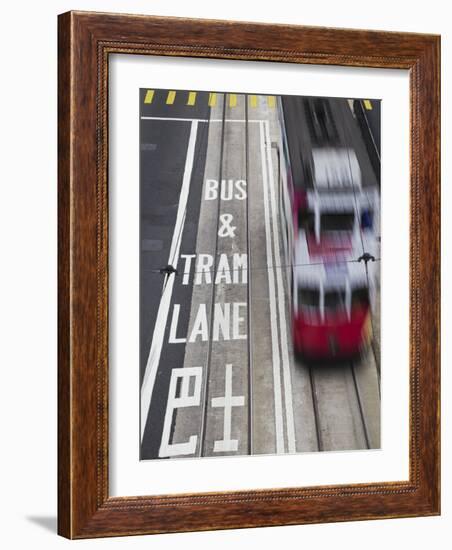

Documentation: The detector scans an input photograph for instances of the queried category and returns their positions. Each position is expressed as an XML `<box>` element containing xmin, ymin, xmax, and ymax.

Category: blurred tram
<box><xmin>277</xmin><ymin>96</ymin><xmax>380</xmax><ymax>360</ymax></box>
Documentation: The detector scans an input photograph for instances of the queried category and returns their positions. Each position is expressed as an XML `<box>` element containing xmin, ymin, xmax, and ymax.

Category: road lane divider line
<box><xmin>187</xmin><ymin>92</ymin><xmax>197</xmax><ymax>106</ymax></box>
<box><xmin>267</xmin><ymin>96</ymin><xmax>276</xmax><ymax>108</ymax></box>
<box><xmin>259</xmin><ymin>120</ymin><xmax>284</xmax><ymax>454</ymax></box>
<box><xmin>140</xmin><ymin>120</ymin><xmax>199</xmax><ymax>441</ymax></box>
<box><xmin>250</xmin><ymin>95</ymin><xmax>258</xmax><ymax>108</ymax></box>
<box><xmin>144</xmin><ymin>90</ymin><xmax>155</xmax><ymax>104</ymax></box>
<box><xmin>264</xmin><ymin>120</ymin><xmax>296</xmax><ymax>453</ymax></box>
<box><xmin>166</xmin><ymin>90</ymin><xmax>176</xmax><ymax>104</ymax></box>
<box><xmin>229</xmin><ymin>94</ymin><xmax>237</xmax><ymax>107</ymax></box>
<box><xmin>363</xmin><ymin>99</ymin><xmax>373</xmax><ymax>110</ymax></box>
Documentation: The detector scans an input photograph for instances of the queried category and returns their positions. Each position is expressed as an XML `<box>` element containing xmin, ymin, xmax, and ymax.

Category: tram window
<box><xmin>298</xmin><ymin>287</ymin><xmax>319</xmax><ymax>308</ymax></box>
<box><xmin>321</xmin><ymin>212</ymin><xmax>354</xmax><ymax>232</ymax></box>
<box><xmin>361</xmin><ymin>209</ymin><xmax>373</xmax><ymax>230</ymax></box>
<box><xmin>351</xmin><ymin>287</ymin><xmax>370</xmax><ymax>308</ymax></box>
<box><xmin>303</xmin><ymin>161</ymin><xmax>314</xmax><ymax>187</ymax></box>
<box><xmin>324</xmin><ymin>289</ymin><xmax>346</xmax><ymax>310</ymax></box>
<box><xmin>299</xmin><ymin>210</ymin><xmax>315</xmax><ymax>233</ymax></box>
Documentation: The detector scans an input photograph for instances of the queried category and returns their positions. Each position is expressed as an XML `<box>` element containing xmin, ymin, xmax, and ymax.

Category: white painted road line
<box><xmin>259</xmin><ymin>120</ymin><xmax>284</xmax><ymax>453</ymax></box>
<box><xmin>210</xmin><ymin>119</ymin><xmax>270</xmax><ymax>123</ymax></box>
<box><xmin>140</xmin><ymin>120</ymin><xmax>199</xmax><ymax>441</ymax></box>
<box><xmin>141</xmin><ymin>117</ymin><xmax>266</xmax><ymax>123</ymax></box>
<box><xmin>264</xmin><ymin>120</ymin><xmax>296</xmax><ymax>454</ymax></box>
<box><xmin>141</xmin><ymin>116</ymin><xmax>209</xmax><ymax>123</ymax></box>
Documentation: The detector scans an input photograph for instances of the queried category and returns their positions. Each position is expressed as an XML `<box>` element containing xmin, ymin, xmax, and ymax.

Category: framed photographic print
<box><xmin>58</xmin><ymin>11</ymin><xmax>440</xmax><ymax>538</ymax></box>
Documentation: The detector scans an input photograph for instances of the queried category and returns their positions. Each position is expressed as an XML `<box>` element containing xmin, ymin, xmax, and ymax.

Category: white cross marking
<box><xmin>212</xmin><ymin>364</ymin><xmax>245</xmax><ymax>453</ymax></box>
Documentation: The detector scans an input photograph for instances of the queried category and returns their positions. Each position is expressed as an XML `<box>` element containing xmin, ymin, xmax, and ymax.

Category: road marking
<box><xmin>187</xmin><ymin>91</ymin><xmax>197</xmax><ymax>106</ymax></box>
<box><xmin>264</xmin><ymin>120</ymin><xmax>296</xmax><ymax>453</ymax></box>
<box><xmin>159</xmin><ymin>367</ymin><xmax>203</xmax><ymax>457</ymax></box>
<box><xmin>218</xmin><ymin>213</ymin><xmax>236</xmax><ymax>237</ymax></box>
<box><xmin>210</xmin><ymin>119</ymin><xmax>268</xmax><ymax>123</ymax></box>
<box><xmin>259</xmin><ymin>120</ymin><xmax>284</xmax><ymax>453</ymax></box>
<box><xmin>141</xmin><ymin>117</ymin><xmax>268</xmax><ymax>123</ymax></box>
<box><xmin>142</xmin><ymin>116</ymin><xmax>209</xmax><ymax>122</ymax></box>
<box><xmin>166</xmin><ymin>90</ymin><xmax>176</xmax><ymax>104</ymax></box>
<box><xmin>168</xmin><ymin>304</ymin><xmax>187</xmax><ymax>343</ymax></box>
<box><xmin>140</xmin><ymin>120</ymin><xmax>199</xmax><ymax>440</ymax></box>
<box><xmin>210</xmin><ymin>119</ymin><xmax>267</xmax><ymax>123</ymax></box>
<box><xmin>208</xmin><ymin>92</ymin><xmax>217</xmax><ymax>107</ymax></box>
<box><xmin>144</xmin><ymin>90</ymin><xmax>155</xmax><ymax>104</ymax></box>
<box><xmin>212</xmin><ymin>364</ymin><xmax>245</xmax><ymax>453</ymax></box>
<box><xmin>363</xmin><ymin>99</ymin><xmax>373</xmax><ymax>110</ymax></box>
<box><xmin>141</xmin><ymin>93</ymin><xmax>278</xmax><ymax>109</ymax></box>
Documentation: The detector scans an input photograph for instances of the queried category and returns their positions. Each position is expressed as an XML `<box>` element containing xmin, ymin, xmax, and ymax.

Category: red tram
<box><xmin>278</xmin><ymin>96</ymin><xmax>380</xmax><ymax>360</ymax></box>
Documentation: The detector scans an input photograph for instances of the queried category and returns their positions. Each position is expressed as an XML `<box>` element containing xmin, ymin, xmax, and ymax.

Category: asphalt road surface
<box><xmin>139</xmin><ymin>89</ymin><xmax>381</xmax><ymax>460</ymax></box>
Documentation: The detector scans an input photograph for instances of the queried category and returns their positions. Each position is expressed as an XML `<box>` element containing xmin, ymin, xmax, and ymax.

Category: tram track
<box><xmin>299</xmin><ymin>100</ymin><xmax>379</xmax><ymax>452</ymax></box>
<box><xmin>197</xmin><ymin>94</ymin><xmax>289</xmax><ymax>457</ymax></box>
<box><xmin>306</xmin><ymin>356</ymin><xmax>373</xmax><ymax>452</ymax></box>
<box><xmin>199</xmin><ymin>93</ymin><xmax>254</xmax><ymax>457</ymax></box>
<box><xmin>199</xmin><ymin>93</ymin><xmax>227</xmax><ymax>457</ymax></box>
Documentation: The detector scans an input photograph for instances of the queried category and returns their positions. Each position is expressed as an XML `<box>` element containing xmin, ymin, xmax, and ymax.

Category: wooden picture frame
<box><xmin>58</xmin><ymin>10</ymin><xmax>440</xmax><ymax>538</ymax></box>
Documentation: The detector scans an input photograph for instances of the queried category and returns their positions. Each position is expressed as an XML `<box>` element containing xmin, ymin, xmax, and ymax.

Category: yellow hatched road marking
<box><xmin>144</xmin><ymin>90</ymin><xmax>155</xmax><ymax>104</ymax></box>
<box><xmin>229</xmin><ymin>94</ymin><xmax>237</xmax><ymax>107</ymax></box>
<box><xmin>250</xmin><ymin>95</ymin><xmax>258</xmax><ymax>108</ymax></box>
<box><xmin>166</xmin><ymin>91</ymin><xmax>176</xmax><ymax>105</ymax></box>
<box><xmin>267</xmin><ymin>95</ymin><xmax>276</xmax><ymax>108</ymax></box>
<box><xmin>363</xmin><ymin>99</ymin><xmax>373</xmax><ymax>110</ymax></box>
<box><xmin>187</xmin><ymin>92</ymin><xmax>197</xmax><ymax>106</ymax></box>
<box><xmin>208</xmin><ymin>92</ymin><xmax>217</xmax><ymax>107</ymax></box>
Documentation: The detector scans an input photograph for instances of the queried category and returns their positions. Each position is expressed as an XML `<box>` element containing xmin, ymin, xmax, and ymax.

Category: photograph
<box><xmin>139</xmin><ymin>89</ymin><xmax>381</xmax><ymax>460</ymax></box>
<box><xmin>0</xmin><ymin>0</ymin><xmax>443</xmax><ymax>544</ymax></box>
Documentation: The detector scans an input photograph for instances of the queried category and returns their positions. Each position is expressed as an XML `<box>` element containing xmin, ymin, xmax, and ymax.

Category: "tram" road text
<box><xmin>180</xmin><ymin>253</ymin><xmax>247</xmax><ymax>285</ymax></box>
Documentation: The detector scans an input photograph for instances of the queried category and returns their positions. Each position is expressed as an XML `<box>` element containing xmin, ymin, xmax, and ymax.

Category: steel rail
<box><xmin>308</xmin><ymin>364</ymin><xmax>323</xmax><ymax>452</ymax></box>
<box><xmin>245</xmin><ymin>95</ymin><xmax>254</xmax><ymax>455</ymax></box>
<box><xmin>350</xmin><ymin>361</ymin><xmax>371</xmax><ymax>449</ymax></box>
<box><xmin>198</xmin><ymin>94</ymin><xmax>227</xmax><ymax>457</ymax></box>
